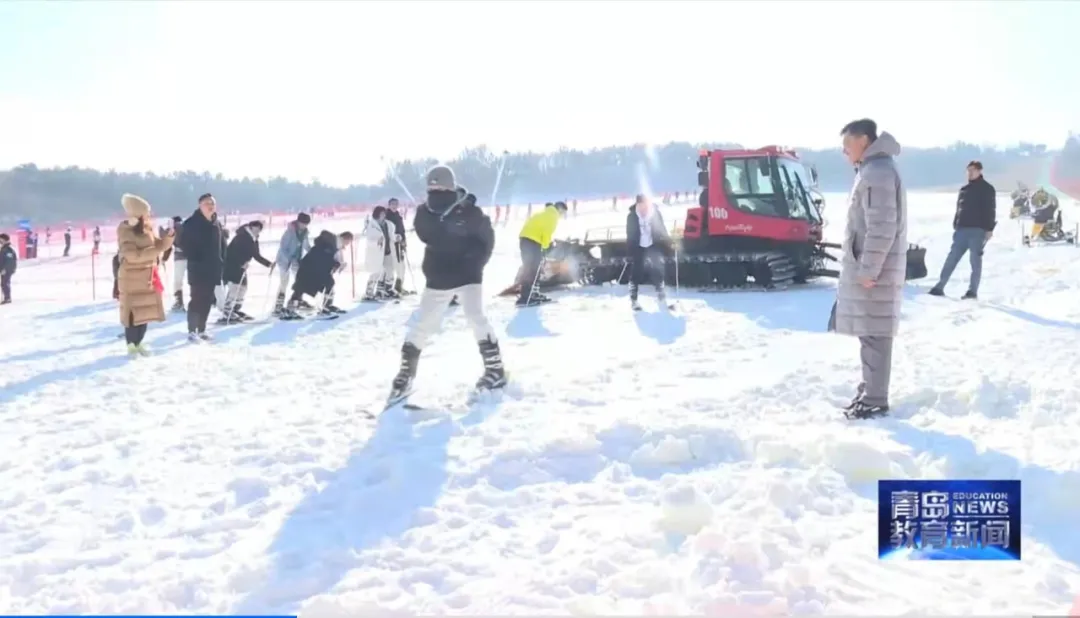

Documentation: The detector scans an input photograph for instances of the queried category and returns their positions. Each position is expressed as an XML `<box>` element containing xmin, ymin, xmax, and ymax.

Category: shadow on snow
<box><xmin>233</xmin><ymin>398</ymin><xmax>504</xmax><ymax>614</ymax></box>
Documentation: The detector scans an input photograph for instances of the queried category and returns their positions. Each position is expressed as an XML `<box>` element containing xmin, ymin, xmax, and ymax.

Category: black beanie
<box><xmin>297</xmin><ymin>213</ymin><xmax>311</xmax><ymax>224</ymax></box>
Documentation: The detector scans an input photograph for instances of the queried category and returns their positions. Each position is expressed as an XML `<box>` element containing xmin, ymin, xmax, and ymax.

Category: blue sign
<box><xmin>878</xmin><ymin>479</ymin><xmax>1021</xmax><ymax>560</ymax></box>
<box><xmin>16</xmin><ymin>219</ymin><xmax>30</xmax><ymax>230</ymax></box>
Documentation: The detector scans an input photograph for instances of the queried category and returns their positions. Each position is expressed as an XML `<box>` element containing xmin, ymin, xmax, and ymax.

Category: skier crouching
<box><xmin>220</xmin><ymin>220</ymin><xmax>273</xmax><ymax>323</ymax></box>
<box><xmin>515</xmin><ymin>201</ymin><xmax>567</xmax><ymax>307</ymax></box>
<box><xmin>279</xmin><ymin>230</ymin><xmax>352</xmax><ymax>320</ymax></box>
<box><xmin>388</xmin><ymin>165</ymin><xmax>504</xmax><ymax>403</ymax></box>
<box><xmin>626</xmin><ymin>194</ymin><xmax>672</xmax><ymax>310</ymax></box>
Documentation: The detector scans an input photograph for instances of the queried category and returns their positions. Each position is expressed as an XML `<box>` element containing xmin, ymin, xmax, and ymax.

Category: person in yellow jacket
<box><xmin>515</xmin><ymin>201</ymin><xmax>567</xmax><ymax>306</ymax></box>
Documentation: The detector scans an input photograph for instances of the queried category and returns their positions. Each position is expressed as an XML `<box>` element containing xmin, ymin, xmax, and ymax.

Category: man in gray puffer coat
<box><xmin>830</xmin><ymin>119</ymin><xmax>907</xmax><ymax>419</ymax></box>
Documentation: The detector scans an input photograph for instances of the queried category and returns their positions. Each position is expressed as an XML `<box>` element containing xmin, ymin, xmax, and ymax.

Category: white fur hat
<box><xmin>121</xmin><ymin>193</ymin><xmax>151</xmax><ymax>218</ymax></box>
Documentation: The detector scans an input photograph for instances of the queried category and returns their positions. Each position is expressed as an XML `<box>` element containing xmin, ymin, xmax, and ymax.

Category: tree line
<box><xmin>0</xmin><ymin>141</ymin><xmax>1058</xmax><ymax>225</ymax></box>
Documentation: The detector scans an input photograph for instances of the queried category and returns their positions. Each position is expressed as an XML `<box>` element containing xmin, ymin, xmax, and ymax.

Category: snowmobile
<box><xmin>505</xmin><ymin>146</ymin><xmax>927</xmax><ymax>293</ymax></box>
<box><xmin>1021</xmin><ymin>198</ymin><xmax>1078</xmax><ymax>246</ymax></box>
<box><xmin>1009</xmin><ymin>184</ymin><xmax>1032</xmax><ymax>219</ymax></box>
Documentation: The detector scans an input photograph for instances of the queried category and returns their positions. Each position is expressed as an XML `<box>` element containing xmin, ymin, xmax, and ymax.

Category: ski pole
<box><xmin>405</xmin><ymin>250</ymin><xmax>418</xmax><ymax>292</ymax></box>
<box><xmin>524</xmin><ymin>254</ymin><xmax>546</xmax><ymax>306</ymax></box>
<box><xmin>674</xmin><ymin>247</ymin><xmax>680</xmax><ymax>299</ymax></box>
<box><xmin>260</xmin><ymin>266</ymin><xmax>274</xmax><ymax>317</ymax></box>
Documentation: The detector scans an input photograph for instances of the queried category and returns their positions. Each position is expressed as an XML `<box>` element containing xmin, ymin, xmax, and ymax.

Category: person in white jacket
<box><xmin>362</xmin><ymin>207</ymin><xmax>391</xmax><ymax>301</ymax></box>
<box><xmin>272</xmin><ymin>213</ymin><xmax>312</xmax><ymax>314</ymax></box>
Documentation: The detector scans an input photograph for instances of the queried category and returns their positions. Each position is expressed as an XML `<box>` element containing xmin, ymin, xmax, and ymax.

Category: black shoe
<box><xmin>928</xmin><ymin>287</ymin><xmax>945</xmax><ymax>296</ymax></box>
<box><xmin>961</xmin><ymin>290</ymin><xmax>977</xmax><ymax>300</ymax></box>
<box><xmin>844</xmin><ymin>401</ymin><xmax>888</xmax><ymax>419</ymax></box>
<box><xmin>843</xmin><ymin>383</ymin><xmax>866</xmax><ymax>410</ymax></box>
<box><xmin>449</xmin><ymin>297</ymin><xmax>460</xmax><ymax>306</ymax></box>
<box><xmin>0</xmin><ymin>298</ymin><xmax>10</xmax><ymax>305</ymax></box>
<box><xmin>390</xmin><ymin>343</ymin><xmax>421</xmax><ymax>397</ymax></box>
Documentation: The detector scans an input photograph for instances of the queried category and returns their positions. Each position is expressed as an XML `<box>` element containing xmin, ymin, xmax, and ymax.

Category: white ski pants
<box><xmin>223</xmin><ymin>281</ymin><xmax>248</xmax><ymax>312</ymax></box>
<box><xmin>383</xmin><ymin>249</ymin><xmax>400</xmax><ymax>285</ymax></box>
<box><xmin>275</xmin><ymin>264</ymin><xmax>297</xmax><ymax>298</ymax></box>
<box><xmin>173</xmin><ymin>259</ymin><xmax>187</xmax><ymax>293</ymax></box>
<box><xmin>392</xmin><ymin>241</ymin><xmax>407</xmax><ymax>281</ymax></box>
<box><xmin>405</xmin><ymin>284</ymin><xmax>496</xmax><ymax>349</ymax></box>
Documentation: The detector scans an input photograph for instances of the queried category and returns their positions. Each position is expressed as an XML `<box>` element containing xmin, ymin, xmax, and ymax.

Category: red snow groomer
<box><xmin>521</xmin><ymin>146</ymin><xmax>927</xmax><ymax>293</ymax></box>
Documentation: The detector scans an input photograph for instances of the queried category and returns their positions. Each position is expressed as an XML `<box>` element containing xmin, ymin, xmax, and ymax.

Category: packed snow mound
<box><xmin>1</xmin><ymin>192</ymin><xmax>1079</xmax><ymax>615</ymax></box>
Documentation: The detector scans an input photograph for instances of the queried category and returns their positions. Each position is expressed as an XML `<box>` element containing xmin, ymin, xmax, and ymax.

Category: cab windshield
<box><xmin>722</xmin><ymin>156</ymin><xmax>783</xmax><ymax>216</ymax></box>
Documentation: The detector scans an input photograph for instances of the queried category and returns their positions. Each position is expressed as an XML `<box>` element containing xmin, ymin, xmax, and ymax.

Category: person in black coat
<box><xmin>279</xmin><ymin>230</ymin><xmax>352</xmax><ymax>319</ymax></box>
<box><xmin>0</xmin><ymin>233</ymin><xmax>16</xmax><ymax>304</ymax></box>
<box><xmin>169</xmin><ymin>215</ymin><xmax>187</xmax><ymax>311</ymax></box>
<box><xmin>180</xmin><ymin>193</ymin><xmax>227</xmax><ymax>340</ymax></box>
<box><xmin>385</xmin><ymin>197</ymin><xmax>410</xmax><ymax>294</ymax></box>
<box><xmin>218</xmin><ymin>221</ymin><xmax>272</xmax><ymax>323</ymax></box>
<box><xmin>625</xmin><ymin>194</ymin><xmax>673</xmax><ymax>310</ymax></box>
<box><xmin>929</xmin><ymin>160</ymin><xmax>997</xmax><ymax>299</ymax></box>
<box><xmin>387</xmin><ymin>164</ymin><xmax>504</xmax><ymax>403</ymax></box>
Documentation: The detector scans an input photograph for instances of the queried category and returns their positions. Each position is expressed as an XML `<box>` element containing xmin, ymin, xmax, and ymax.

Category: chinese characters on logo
<box><xmin>888</xmin><ymin>490</ymin><xmax>1011</xmax><ymax>550</ymax></box>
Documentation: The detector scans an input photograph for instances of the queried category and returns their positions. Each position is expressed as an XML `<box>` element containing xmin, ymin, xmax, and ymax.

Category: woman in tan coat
<box><xmin>117</xmin><ymin>194</ymin><xmax>174</xmax><ymax>355</ymax></box>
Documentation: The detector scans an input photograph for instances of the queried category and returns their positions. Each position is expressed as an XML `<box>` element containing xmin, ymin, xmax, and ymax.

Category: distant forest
<box><xmin>0</xmin><ymin>141</ymin><xmax>1060</xmax><ymax>225</ymax></box>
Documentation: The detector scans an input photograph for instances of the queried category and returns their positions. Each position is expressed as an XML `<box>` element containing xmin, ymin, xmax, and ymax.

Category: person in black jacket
<box><xmin>169</xmin><ymin>216</ymin><xmax>187</xmax><ymax>311</ymax></box>
<box><xmin>0</xmin><ymin>233</ymin><xmax>16</xmax><ymax>304</ymax></box>
<box><xmin>279</xmin><ymin>230</ymin><xmax>352</xmax><ymax>320</ymax></box>
<box><xmin>387</xmin><ymin>164</ymin><xmax>504</xmax><ymax>403</ymax></box>
<box><xmin>219</xmin><ymin>221</ymin><xmax>272</xmax><ymax>323</ymax></box>
<box><xmin>63</xmin><ymin>227</ymin><xmax>72</xmax><ymax>257</ymax></box>
<box><xmin>385</xmin><ymin>197</ymin><xmax>411</xmax><ymax>295</ymax></box>
<box><xmin>625</xmin><ymin>194</ymin><xmax>673</xmax><ymax>310</ymax></box>
<box><xmin>180</xmin><ymin>193</ymin><xmax>227</xmax><ymax>341</ymax></box>
<box><xmin>929</xmin><ymin>161</ymin><xmax>997</xmax><ymax>300</ymax></box>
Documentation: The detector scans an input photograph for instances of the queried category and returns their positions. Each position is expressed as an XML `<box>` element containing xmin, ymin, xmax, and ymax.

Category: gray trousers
<box><xmin>936</xmin><ymin>227</ymin><xmax>988</xmax><ymax>293</ymax></box>
<box><xmin>859</xmin><ymin>335</ymin><xmax>893</xmax><ymax>406</ymax></box>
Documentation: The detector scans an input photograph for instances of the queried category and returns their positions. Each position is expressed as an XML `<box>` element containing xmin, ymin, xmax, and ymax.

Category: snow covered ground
<box><xmin>2</xmin><ymin>192</ymin><xmax>1079</xmax><ymax>615</ymax></box>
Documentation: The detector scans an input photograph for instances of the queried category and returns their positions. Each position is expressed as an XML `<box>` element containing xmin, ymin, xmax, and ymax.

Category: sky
<box><xmin>0</xmin><ymin>0</ymin><xmax>1077</xmax><ymax>187</ymax></box>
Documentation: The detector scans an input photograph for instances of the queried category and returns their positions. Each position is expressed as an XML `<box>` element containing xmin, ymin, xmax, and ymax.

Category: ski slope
<box><xmin>1</xmin><ymin>193</ymin><xmax>1079</xmax><ymax>615</ymax></box>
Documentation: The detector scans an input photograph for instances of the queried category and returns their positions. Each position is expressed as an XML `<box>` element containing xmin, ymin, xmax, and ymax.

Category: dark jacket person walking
<box><xmin>180</xmin><ymin>193</ymin><xmax>226</xmax><ymax>341</ymax></box>
<box><xmin>833</xmin><ymin>119</ymin><xmax>907</xmax><ymax>419</ymax></box>
<box><xmin>929</xmin><ymin>161</ymin><xmax>996</xmax><ymax>299</ymax></box>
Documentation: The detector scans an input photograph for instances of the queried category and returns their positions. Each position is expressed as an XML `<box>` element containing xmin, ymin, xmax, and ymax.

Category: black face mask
<box><xmin>426</xmin><ymin>190</ymin><xmax>458</xmax><ymax>214</ymax></box>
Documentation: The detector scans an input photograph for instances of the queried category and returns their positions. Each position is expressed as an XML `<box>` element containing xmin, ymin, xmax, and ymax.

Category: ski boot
<box><xmin>297</xmin><ymin>298</ymin><xmax>315</xmax><ymax>311</ymax></box>
<box><xmin>476</xmin><ymin>337</ymin><xmax>507</xmax><ymax>390</ymax></box>
<box><xmin>231</xmin><ymin>307</ymin><xmax>255</xmax><ymax>321</ymax></box>
<box><xmin>630</xmin><ymin>283</ymin><xmax>642</xmax><ymax>311</ymax></box>
<box><xmin>388</xmin><ymin>342</ymin><xmax>420</xmax><ymax>403</ymax></box>
<box><xmin>278</xmin><ymin>300</ymin><xmax>304</xmax><ymax>321</ymax></box>
<box><xmin>217</xmin><ymin>307</ymin><xmax>243</xmax><ymax>325</ymax></box>
<box><xmin>272</xmin><ymin>293</ymin><xmax>287</xmax><ymax>317</ymax></box>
